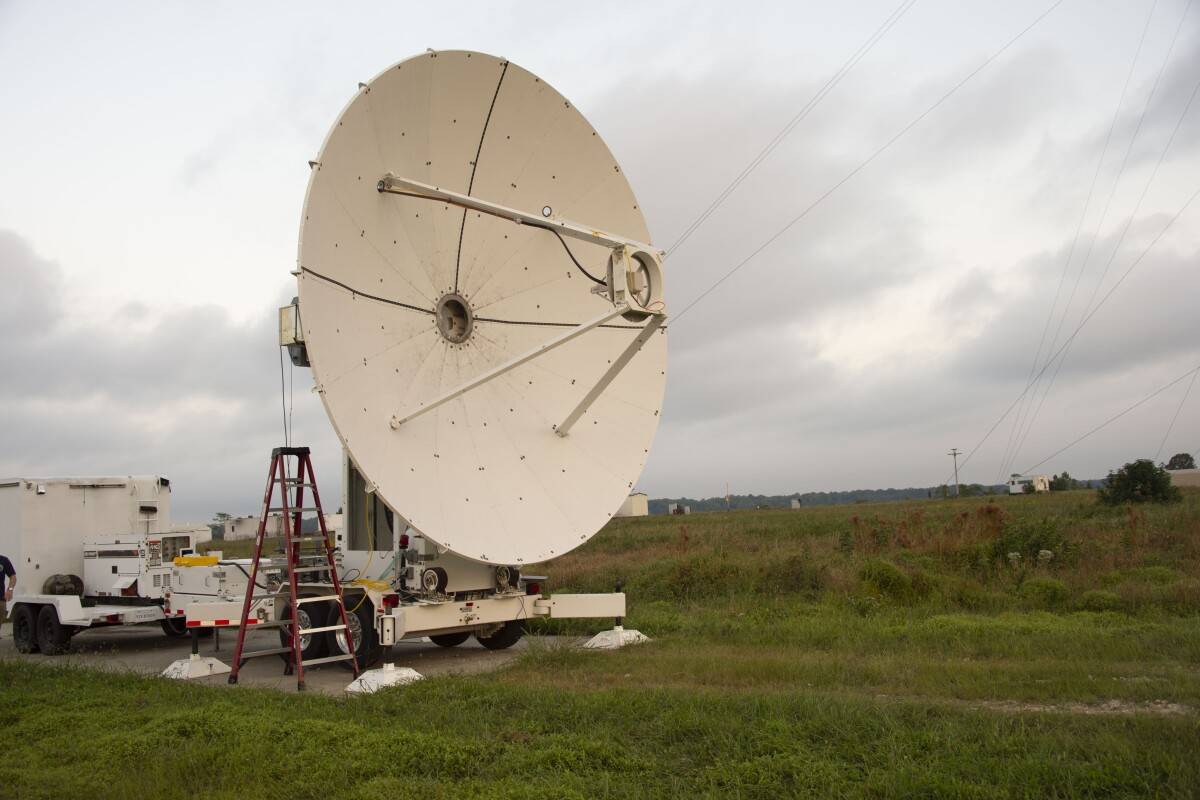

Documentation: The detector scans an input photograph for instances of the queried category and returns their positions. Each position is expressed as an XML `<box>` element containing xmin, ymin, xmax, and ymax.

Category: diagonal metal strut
<box><xmin>390</xmin><ymin>305</ymin><xmax>631</xmax><ymax>429</ymax></box>
<box><xmin>555</xmin><ymin>315</ymin><xmax>664</xmax><ymax>437</ymax></box>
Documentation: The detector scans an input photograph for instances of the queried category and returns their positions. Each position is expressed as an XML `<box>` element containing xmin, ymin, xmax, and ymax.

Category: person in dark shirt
<box><xmin>0</xmin><ymin>554</ymin><xmax>14</xmax><ymax>638</ymax></box>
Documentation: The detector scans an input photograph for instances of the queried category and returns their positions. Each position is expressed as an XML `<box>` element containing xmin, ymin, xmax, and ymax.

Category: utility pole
<box><xmin>948</xmin><ymin>448</ymin><xmax>961</xmax><ymax>497</ymax></box>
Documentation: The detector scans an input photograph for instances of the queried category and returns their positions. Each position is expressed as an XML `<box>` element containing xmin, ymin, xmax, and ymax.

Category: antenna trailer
<box><xmin>274</xmin><ymin>50</ymin><xmax>662</xmax><ymax>663</ymax></box>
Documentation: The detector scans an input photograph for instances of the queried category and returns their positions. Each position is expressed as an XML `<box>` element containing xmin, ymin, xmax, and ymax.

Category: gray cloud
<box><xmin>0</xmin><ymin>230</ymin><xmax>341</xmax><ymax>521</ymax></box>
<box><xmin>1</xmin><ymin>1</ymin><xmax>1198</xmax><ymax>516</ymax></box>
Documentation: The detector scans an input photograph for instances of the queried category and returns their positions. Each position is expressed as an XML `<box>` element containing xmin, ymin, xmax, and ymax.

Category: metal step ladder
<box><xmin>228</xmin><ymin>446</ymin><xmax>360</xmax><ymax>690</ymax></box>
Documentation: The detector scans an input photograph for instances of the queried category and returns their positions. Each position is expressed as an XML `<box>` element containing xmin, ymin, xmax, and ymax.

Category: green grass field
<box><xmin>3</xmin><ymin>489</ymin><xmax>1199</xmax><ymax>799</ymax></box>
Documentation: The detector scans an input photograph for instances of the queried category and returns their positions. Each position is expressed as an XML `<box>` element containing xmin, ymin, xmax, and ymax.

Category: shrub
<box><xmin>1098</xmin><ymin>459</ymin><xmax>1181</xmax><ymax>505</ymax></box>
<box><xmin>846</xmin><ymin>594</ymin><xmax>882</xmax><ymax>617</ymax></box>
<box><xmin>837</xmin><ymin>529</ymin><xmax>854</xmax><ymax>555</ymax></box>
<box><xmin>664</xmin><ymin>553</ymin><xmax>739</xmax><ymax>601</ymax></box>
<box><xmin>990</xmin><ymin>517</ymin><xmax>1066</xmax><ymax>564</ymax></box>
<box><xmin>1078</xmin><ymin>589</ymin><xmax>1121</xmax><ymax>612</ymax></box>
<box><xmin>757</xmin><ymin>554</ymin><xmax>828</xmax><ymax>598</ymax></box>
<box><xmin>1020</xmin><ymin>577</ymin><xmax>1069</xmax><ymax>610</ymax></box>
<box><xmin>948</xmin><ymin>579</ymin><xmax>1010</xmax><ymax>612</ymax></box>
<box><xmin>859</xmin><ymin>559</ymin><xmax>917</xmax><ymax>603</ymax></box>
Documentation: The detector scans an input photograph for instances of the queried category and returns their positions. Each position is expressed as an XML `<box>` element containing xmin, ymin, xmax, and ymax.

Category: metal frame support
<box><xmin>555</xmin><ymin>315</ymin><xmax>664</xmax><ymax>437</ymax></box>
<box><xmin>390</xmin><ymin>305</ymin><xmax>631</xmax><ymax>429</ymax></box>
<box><xmin>378</xmin><ymin>174</ymin><xmax>661</xmax><ymax>255</ymax></box>
<box><xmin>378</xmin><ymin>172</ymin><xmax>668</xmax><ymax>434</ymax></box>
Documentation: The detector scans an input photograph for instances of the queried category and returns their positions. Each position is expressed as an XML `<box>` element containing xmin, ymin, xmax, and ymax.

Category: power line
<box><xmin>1002</xmin><ymin>0</ymin><xmax>1194</xmax><ymax>476</ymax></box>
<box><xmin>666</xmin><ymin>0</ymin><xmax>918</xmax><ymax>256</ymax></box>
<box><xmin>948</xmin><ymin>448</ymin><xmax>962</xmax><ymax>496</ymax></box>
<box><xmin>1007</xmin><ymin>65</ymin><xmax>1200</xmax><ymax>474</ymax></box>
<box><xmin>277</xmin><ymin>344</ymin><xmax>290</xmax><ymax>446</ymax></box>
<box><xmin>946</xmin><ymin>180</ymin><xmax>1200</xmax><ymax>483</ymax></box>
<box><xmin>672</xmin><ymin>0</ymin><xmax>1065</xmax><ymax>325</ymax></box>
<box><xmin>1155</xmin><ymin>367</ymin><xmax>1198</xmax><ymax>461</ymax></box>
<box><xmin>1022</xmin><ymin>361</ymin><xmax>1200</xmax><ymax>475</ymax></box>
<box><xmin>995</xmin><ymin>0</ymin><xmax>1163</xmax><ymax>481</ymax></box>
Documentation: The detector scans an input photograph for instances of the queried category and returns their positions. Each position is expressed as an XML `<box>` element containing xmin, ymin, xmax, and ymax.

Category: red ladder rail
<box><xmin>227</xmin><ymin>447</ymin><xmax>360</xmax><ymax>690</ymax></box>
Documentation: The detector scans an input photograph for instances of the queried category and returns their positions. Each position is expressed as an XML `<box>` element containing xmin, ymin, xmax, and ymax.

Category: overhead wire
<box><xmin>1004</xmin><ymin>62</ymin><xmax>1200</xmax><ymax>476</ymax></box>
<box><xmin>671</xmin><ymin>0</ymin><xmax>1066</xmax><ymax>325</ymax></box>
<box><xmin>288</xmin><ymin>355</ymin><xmax>295</xmax><ymax>448</ymax></box>
<box><xmin>666</xmin><ymin>0</ymin><xmax>918</xmax><ymax>256</ymax></box>
<box><xmin>945</xmin><ymin>181</ymin><xmax>1200</xmax><ymax>483</ymax></box>
<box><xmin>277</xmin><ymin>344</ymin><xmax>289</xmax><ymax>446</ymax></box>
<box><xmin>994</xmin><ymin>0</ymin><xmax>1163</xmax><ymax>481</ymax></box>
<box><xmin>1021</xmin><ymin>361</ymin><xmax>1200</xmax><ymax>475</ymax></box>
<box><xmin>1155</xmin><ymin>367</ymin><xmax>1198</xmax><ymax>461</ymax></box>
<box><xmin>1001</xmin><ymin>0</ymin><xmax>1195</xmax><ymax>477</ymax></box>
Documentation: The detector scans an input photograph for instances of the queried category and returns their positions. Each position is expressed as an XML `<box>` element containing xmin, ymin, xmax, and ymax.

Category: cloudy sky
<box><xmin>1</xmin><ymin>1</ymin><xmax>1197</xmax><ymax>521</ymax></box>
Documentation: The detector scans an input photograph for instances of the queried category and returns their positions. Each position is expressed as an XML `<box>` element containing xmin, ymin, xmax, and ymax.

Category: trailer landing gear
<box><xmin>162</xmin><ymin>628</ymin><xmax>231</xmax><ymax>680</ymax></box>
<box><xmin>345</xmin><ymin>662</ymin><xmax>423</xmax><ymax>694</ymax></box>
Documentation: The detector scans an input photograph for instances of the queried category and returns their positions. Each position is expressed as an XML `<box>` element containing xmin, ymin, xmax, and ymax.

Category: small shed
<box><xmin>1007</xmin><ymin>475</ymin><xmax>1050</xmax><ymax>495</ymax></box>
<box><xmin>616</xmin><ymin>492</ymin><xmax>649</xmax><ymax>517</ymax></box>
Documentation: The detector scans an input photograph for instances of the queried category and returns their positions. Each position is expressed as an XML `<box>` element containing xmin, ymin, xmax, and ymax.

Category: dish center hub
<box><xmin>436</xmin><ymin>293</ymin><xmax>473</xmax><ymax>344</ymax></box>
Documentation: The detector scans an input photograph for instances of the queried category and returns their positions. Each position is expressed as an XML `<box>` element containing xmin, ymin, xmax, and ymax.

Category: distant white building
<box><xmin>213</xmin><ymin>514</ymin><xmax>283</xmax><ymax>541</ymax></box>
<box><xmin>212</xmin><ymin>512</ymin><xmax>342</xmax><ymax>541</ymax></box>
<box><xmin>616</xmin><ymin>492</ymin><xmax>649</xmax><ymax>517</ymax></box>
<box><xmin>790</xmin><ymin>498</ymin><xmax>802</xmax><ymax>509</ymax></box>
<box><xmin>1007</xmin><ymin>475</ymin><xmax>1050</xmax><ymax>495</ymax></box>
<box><xmin>1167</xmin><ymin>468</ymin><xmax>1200</xmax><ymax>489</ymax></box>
<box><xmin>667</xmin><ymin>503</ymin><xmax>691</xmax><ymax>515</ymax></box>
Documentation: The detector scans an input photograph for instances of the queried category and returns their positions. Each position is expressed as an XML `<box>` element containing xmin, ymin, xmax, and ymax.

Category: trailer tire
<box><xmin>329</xmin><ymin>596</ymin><xmax>385</xmax><ymax>670</ymax></box>
<box><xmin>35</xmin><ymin>605</ymin><xmax>73</xmax><ymax>655</ymax></box>
<box><xmin>278</xmin><ymin>600</ymin><xmax>329</xmax><ymax>664</ymax></box>
<box><xmin>429</xmin><ymin>631</ymin><xmax>471</xmax><ymax>648</ymax></box>
<box><xmin>11</xmin><ymin>604</ymin><xmax>39</xmax><ymax>654</ymax></box>
<box><xmin>475</xmin><ymin>620</ymin><xmax>525</xmax><ymax>651</ymax></box>
<box><xmin>160</xmin><ymin>617</ymin><xmax>190</xmax><ymax>638</ymax></box>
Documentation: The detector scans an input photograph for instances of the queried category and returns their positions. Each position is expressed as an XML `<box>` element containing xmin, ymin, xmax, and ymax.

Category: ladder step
<box><xmin>287</xmin><ymin>535</ymin><xmax>329</xmax><ymax>543</ymax></box>
<box><xmin>290</xmin><ymin>565</ymin><xmax>332</xmax><ymax>574</ymax></box>
<box><xmin>238</xmin><ymin>646</ymin><xmax>294</xmax><ymax>659</ymax></box>
<box><xmin>296</xmin><ymin>594</ymin><xmax>341</xmax><ymax>604</ymax></box>
<box><xmin>301</xmin><ymin>653</ymin><xmax>356</xmax><ymax>667</ymax></box>
<box><xmin>269</xmin><ymin>506</ymin><xmax>321</xmax><ymax>513</ymax></box>
<box><xmin>299</xmin><ymin>624</ymin><xmax>346</xmax><ymax>635</ymax></box>
<box><xmin>277</xmin><ymin>479</ymin><xmax>316</xmax><ymax>486</ymax></box>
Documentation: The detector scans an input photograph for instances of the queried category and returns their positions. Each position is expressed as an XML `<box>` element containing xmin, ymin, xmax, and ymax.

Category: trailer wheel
<box><xmin>329</xmin><ymin>596</ymin><xmax>385</xmax><ymax>670</ymax></box>
<box><xmin>160</xmin><ymin>617</ymin><xmax>189</xmax><ymax>638</ymax></box>
<box><xmin>35</xmin><ymin>605</ymin><xmax>73</xmax><ymax>655</ymax></box>
<box><xmin>475</xmin><ymin>620</ymin><xmax>525</xmax><ymax>651</ymax></box>
<box><xmin>429</xmin><ymin>631</ymin><xmax>471</xmax><ymax>648</ymax></box>
<box><xmin>278</xmin><ymin>599</ymin><xmax>329</xmax><ymax>664</ymax></box>
<box><xmin>11</xmin><ymin>605</ymin><xmax>39</xmax><ymax>654</ymax></box>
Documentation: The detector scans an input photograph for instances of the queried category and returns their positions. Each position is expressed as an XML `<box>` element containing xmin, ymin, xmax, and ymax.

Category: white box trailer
<box><xmin>1</xmin><ymin>476</ymin><xmax>202</xmax><ymax>654</ymax></box>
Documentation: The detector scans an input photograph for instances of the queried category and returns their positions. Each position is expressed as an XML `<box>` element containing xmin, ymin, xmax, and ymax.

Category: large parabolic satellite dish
<box><xmin>297</xmin><ymin>50</ymin><xmax>667</xmax><ymax>566</ymax></box>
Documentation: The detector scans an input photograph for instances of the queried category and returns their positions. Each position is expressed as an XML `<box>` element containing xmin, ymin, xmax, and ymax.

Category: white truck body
<box><xmin>1</xmin><ymin>476</ymin><xmax>203</xmax><ymax>648</ymax></box>
<box><xmin>0</xmin><ymin>475</ymin><xmax>173</xmax><ymax>588</ymax></box>
<box><xmin>1007</xmin><ymin>475</ymin><xmax>1051</xmax><ymax>494</ymax></box>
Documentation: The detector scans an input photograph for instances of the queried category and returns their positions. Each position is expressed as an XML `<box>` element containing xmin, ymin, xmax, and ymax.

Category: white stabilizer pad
<box><xmin>345</xmin><ymin>663</ymin><xmax>424</xmax><ymax>694</ymax></box>
<box><xmin>162</xmin><ymin>653</ymin><xmax>231</xmax><ymax>680</ymax></box>
<box><xmin>583</xmin><ymin>626</ymin><xmax>650</xmax><ymax>650</ymax></box>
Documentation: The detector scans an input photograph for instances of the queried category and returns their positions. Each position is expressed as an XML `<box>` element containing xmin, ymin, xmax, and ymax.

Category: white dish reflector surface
<box><xmin>298</xmin><ymin>51</ymin><xmax>666</xmax><ymax>565</ymax></box>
